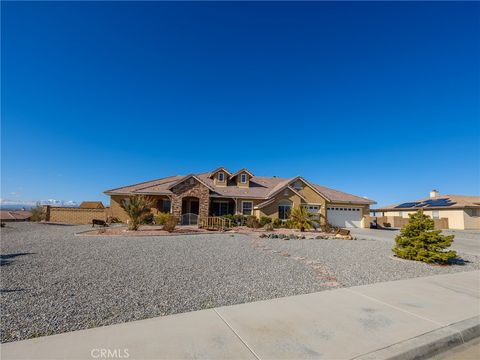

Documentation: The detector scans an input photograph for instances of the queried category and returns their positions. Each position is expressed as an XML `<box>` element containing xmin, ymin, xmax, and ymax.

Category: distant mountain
<box><xmin>0</xmin><ymin>199</ymin><xmax>79</xmax><ymax>210</ymax></box>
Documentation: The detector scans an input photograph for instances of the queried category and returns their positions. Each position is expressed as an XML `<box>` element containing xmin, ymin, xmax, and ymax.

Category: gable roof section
<box><xmin>104</xmin><ymin>175</ymin><xmax>183</xmax><ymax>195</ymax></box>
<box><xmin>374</xmin><ymin>195</ymin><xmax>480</xmax><ymax>211</ymax></box>
<box><xmin>104</xmin><ymin>171</ymin><xmax>375</xmax><ymax>204</ymax></box>
<box><xmin>266</xmin><ymin>176</ymin><xmax>328</xmax><ymax>202</ymax></box>
<box><xmin>79</xmin><ymin>201</ymin><xmax>104</xmax><ymax>209</ymax></box>
<box><xmin>229</xmin><ymin>168</ymin><xmax>254</xmax><ymax>180</ymax></box>
<box><xmin>208</xmin><ymin>167</ymin><xmax>232</xmax><ymax>179</ymax></box>
<box><xmin>166</xmin><ymin>174</ymin><xmax>215</xmax><ymax>191</ymax></box>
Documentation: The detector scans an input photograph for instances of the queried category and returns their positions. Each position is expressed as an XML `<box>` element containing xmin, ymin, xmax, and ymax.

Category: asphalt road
<box><xmin>350</xmin><ymin>228</ymin><xmax>480</xmax><ymax>256</ymax></box>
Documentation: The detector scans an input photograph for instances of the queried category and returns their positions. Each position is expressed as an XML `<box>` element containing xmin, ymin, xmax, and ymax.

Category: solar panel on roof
<box><xmin>395</xmin><ymin>202</ymin><xmax>421</xmax><ymax>209</ymax></box>
<box><xmin>423</xmin><ymin>198</ymin><xmax>456</xmax><ymax>207</ymax></box>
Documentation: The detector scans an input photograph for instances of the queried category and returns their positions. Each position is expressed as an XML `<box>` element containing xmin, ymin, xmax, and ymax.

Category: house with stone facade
<box><xmin>104</xmin><ymin>167</ymin><xmax>376</xmax><ymax>228</ymax></box>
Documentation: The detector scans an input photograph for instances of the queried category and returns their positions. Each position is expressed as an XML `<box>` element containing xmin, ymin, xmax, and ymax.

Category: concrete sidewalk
<box><xmin>2</xmin><ymin>271</ymin><xmax>479</xmax><ymax>360</ymax></box>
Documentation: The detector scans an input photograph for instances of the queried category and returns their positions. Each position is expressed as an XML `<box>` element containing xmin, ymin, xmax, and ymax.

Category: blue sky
<box><xmin>1</xmin><ymin>1</ymin><xmax>479</xmax><ymax>207</ymax></box>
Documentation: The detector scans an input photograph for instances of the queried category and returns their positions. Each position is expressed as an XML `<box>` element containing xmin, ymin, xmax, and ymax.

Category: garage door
<box><xmin>327</xmin><ymin>207</ymin><xmax>362</xmax><ymax>228</ymax></box>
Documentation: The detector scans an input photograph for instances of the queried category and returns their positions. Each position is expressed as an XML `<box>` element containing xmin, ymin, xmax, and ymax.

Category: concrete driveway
<box><xmin>350</xmin><ymin>228</ymin><xmax>480</xmax><ymax>256</ymax></box>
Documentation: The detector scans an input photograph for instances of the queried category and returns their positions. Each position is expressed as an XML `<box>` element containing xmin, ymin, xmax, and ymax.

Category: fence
<box><xmin>199</xmin><ymin>216</ymin><xmax>232</xmax><ymax>231</ymax></box>
<box><xmin>368</xmin><ymin>215</ymin><xmax>449</xmax><ymax>230</ymax></box>
<box><xmin>44</xmin><ymin>206</ymin><xmax>108</xmax><ymax>225</ymax></box>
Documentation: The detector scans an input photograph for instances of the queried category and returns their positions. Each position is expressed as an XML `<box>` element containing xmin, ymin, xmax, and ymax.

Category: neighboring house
<box><xmin>79</xmin><ymin>201</ymin><xmax>105</xmax><ymax>209</ymax></box>
<box><xmin>372</xmin><ymin>190</ymin><xmax>480</xmax><ymax>230</ymax></box>
<box><xmin>104</xmin><ymin>167</ymin><xmax>376</xmax><ymax>228</ymax></box>
<box><xmin>0</xmin><ymin>210</ymin><xmax>32</xmax><ymax>222</ymax></box>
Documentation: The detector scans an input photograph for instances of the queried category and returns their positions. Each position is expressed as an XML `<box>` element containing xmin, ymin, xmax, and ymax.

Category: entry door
<box><xmin>190</xmin><ymin>200</ymin><xmax>199</xmax><ymax>215</ymax></box>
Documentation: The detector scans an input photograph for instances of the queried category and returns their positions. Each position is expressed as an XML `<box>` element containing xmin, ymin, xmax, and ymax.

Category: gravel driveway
<box><xmin>1</xmin><ymin>222</ymin><xmax>479</xmax><ymax>343</ymax></box>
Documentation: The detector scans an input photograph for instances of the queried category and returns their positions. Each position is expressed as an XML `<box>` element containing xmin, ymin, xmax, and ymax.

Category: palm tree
<box><xmin>289</xmin><ymin>206</ymin><xmax>316</xmax><ymax>232</ymax></box>
<box><xmin>121</xmin><ymin>195</ymin><xmax>153</xmax><ymax>231</ymax></box>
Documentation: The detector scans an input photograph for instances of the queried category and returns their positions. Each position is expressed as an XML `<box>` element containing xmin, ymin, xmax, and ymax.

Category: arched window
<box><xmin>278</xmin><ymin>200</ymin><xmax>292</xmax><ymax>221</ymax></box>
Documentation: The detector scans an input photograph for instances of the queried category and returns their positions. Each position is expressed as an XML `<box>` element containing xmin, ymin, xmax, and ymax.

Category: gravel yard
<box><xmin>1</xmin><ymin>222</ymin><xmax>479</xmax><ymax>343</ymax></box>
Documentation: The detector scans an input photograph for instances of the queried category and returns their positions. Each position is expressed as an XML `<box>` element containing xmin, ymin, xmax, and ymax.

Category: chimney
<box><xmin>430</xmin><ymin>189</ymin><xmax>439</xmax><ymax>198</ymax></box>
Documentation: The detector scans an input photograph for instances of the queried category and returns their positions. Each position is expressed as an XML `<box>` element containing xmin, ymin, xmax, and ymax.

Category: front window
<box><xmin>160</xmin><ymin>199</ymin><xmax>171</xmax><ymax>213</ymax></box>
<box><xmin>240</xmin><ymin>173</ymin><xmax>247</xmax><ymax>183</ymax></box>
<box><xmin>213</xmin><ymin>201</ymin><xmax>229</xmax><ymax>216</ymax></box>
<box><xmin>432</xmin><ymin>210</ymin><xmax>440</xmax><ymax>219</ymax></box>
<box><xmin>242</xmin><ymin>201</ymin><xmax>253</xmax><ymax>215</ymax></box>
<box><xmin>218</xmin><ymin>172</ymin><xmax>225</xmax><ymax>182</ymax></box>
<box><xmin>278</xmin><ymin>204</ymin><xmax>292</xmax><ymax>220</ymax></box>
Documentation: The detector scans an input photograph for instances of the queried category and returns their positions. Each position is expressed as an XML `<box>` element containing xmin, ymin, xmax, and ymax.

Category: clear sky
<box><xmin>1</xmin><ymin>1</ymin><xmax>479</xmax><ymax>207</ymax></box>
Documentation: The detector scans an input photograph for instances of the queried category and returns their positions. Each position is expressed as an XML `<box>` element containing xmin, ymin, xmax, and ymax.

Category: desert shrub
<box><xmin>272</xmin><ymin>218</ymin><xmax>282</xmax><ymax>228</ymax></box>
<box><xmin>289</xmin><ymin>206</ymin><xmax>315</xmax><ymax>232</ymax></box>
<box><xmin>142</xmin><ymin>213</ymin><xmax>154</xmax><ymax>225</ymax></box>
<box><xmin>30</xmin><ymin>205</ymin><xmax>46</xmax><ymax>222</ymax></box>
<box><xmin>233</xmin><ymin>214</ymin><xmax>246</xmax><ymax>226</ymax></box>
<box><xmin>121</xmin><ymin>195</ymin><xmax>153</xmax><ymax>231</ymax></box>
<box><xmin>284</xmin><ymin>219</ymin><xmax>295</xmax><ymax>229</ymax></box>
<box><xmin>245</xmin><ymin>215</ymin><xmax>260</xmax><ymax>228</ymax></box>
<box><xmin>163</xmin><ymin>216</ymin><xmax>178</xmax><ymax>232</ymax></box>
<box><xmin>259</xmin><ymin>216</ymin><xmax>272</xmax><ymax>227</ymax></box>
<box><xmin>155</xmin><ymin>212</ymin><xmax>172</xmax><ymax>225</ymax></box>
<box><xmin>393</xmin><ymin>210</ymin><xmax>457</xmax><ymax>264</ymax></box>
<box><xmin>263</xmin><ymin>223</ymin><xmax>274</xmax><ymax>231</ymax></box>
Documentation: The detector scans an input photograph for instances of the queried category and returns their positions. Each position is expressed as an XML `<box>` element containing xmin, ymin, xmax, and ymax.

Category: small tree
<box><xmin>121</xmin><ymin>196</ymin><xmax>153</xmax><ymax>231</ymax></box>
<box><xmin>289</xmin><ymin>206</ymin><xmax>315</xmax><ymax>232</ymax></box>
<box><xmin>30</xmin><ymin>205</ymin><xmax>46</xmax><ymax>222</ymax></box>
<box><xmin>393</xmin><ymin>210</ymin><xmax>456</xmax><ymax>264</ymax></box>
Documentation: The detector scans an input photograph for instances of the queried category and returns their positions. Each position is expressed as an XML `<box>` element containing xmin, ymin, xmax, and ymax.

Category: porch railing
<box><xmin>199</xmin><ymin>216</ymin><xmax>232</xmax><ymax>231</ymax></box>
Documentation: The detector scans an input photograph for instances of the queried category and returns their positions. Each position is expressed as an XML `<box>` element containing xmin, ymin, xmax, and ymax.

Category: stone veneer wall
<box><xmin>171</xmin><ymin>179</ymin><xmax>210</xmax><ymax>220</ymax></box>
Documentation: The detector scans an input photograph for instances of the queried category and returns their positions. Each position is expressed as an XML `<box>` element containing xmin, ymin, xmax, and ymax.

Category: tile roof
<box><xmin>374</xmin><ymin>195</ymin><xmax>480</xmax><ymax>211</ymax></box>
<box><xmin>104</xmin><ymin>172</ymin><xmax>375</xmax><ymax>205</ymax></box>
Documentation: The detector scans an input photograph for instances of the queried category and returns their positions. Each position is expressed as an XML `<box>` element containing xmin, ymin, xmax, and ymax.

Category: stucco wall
<box><xmin>47</xmin><ymin>207</ymin><xmax>107</xmax><ymax>224</ymax></box>
<box><xmin>463</xmin><ymin>210</ymin><xmax>480</xmax><ymax>230</ymax></box>
<box><xmin>381</xmin><ymin>209</ymin><xmax>467</xmax><ymax>229</ymax></box>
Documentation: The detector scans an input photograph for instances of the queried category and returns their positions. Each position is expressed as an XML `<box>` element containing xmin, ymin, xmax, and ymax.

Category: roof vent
<box><xmin>430</xmin><ymin>189</ymin><xmax>439</xmax><ymax>198</ymax></box>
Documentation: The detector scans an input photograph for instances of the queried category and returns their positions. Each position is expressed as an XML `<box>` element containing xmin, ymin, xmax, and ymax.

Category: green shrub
<box><xmin>289</xmin><ymin>206</ymin><xmax>315</xmax><ymax>232</ymax></box>
<box><xmin>284</xmin><ymin>219</ymin><xmax>295</xmax><ymax>229</ymax></box>
<box><xmin>155</xmin><ymin>212</ymin><xmax>172</xmax><ymax>225</ymax></box>
<box><xmin>233</xmin><ymin>214</ymin><xmax>246</xmax><ymax>226</ymax></box>
<box><xmin>393</xmin><ymin>210</ymin><xmax>457</xmax><ymax>264</ymax></box>
<box><xmin>259</xmin><ymin>216</ymin><xmax>272</xmax><ymax>226</ymax></box>
<box><xmin>30</xmin><ymin>205</ymin><xmax>46</xmax><ymax>222</ymax></box>
<box><xmin>245</xmin><ymin>215</ymin><xmax>260</xmax><ymax>228</ymax></box>
<box><xmin>121</xmin><ymin>195</ymin><xmax>153</xmax><ymax>231</ymax></box>
<box><xmin>163</xmin><ymin>216</ymin><xmax>178</xmax><ymax>232</ymax></box>
<box><xmin>142</xmin><ymin>213</ymin><xmax>154</xmax><ymax>225</ymax></box>
<box><xmin>272</xmin><ymin>218</ymin><xmax>282</xmax><ymax>228</ymax></box>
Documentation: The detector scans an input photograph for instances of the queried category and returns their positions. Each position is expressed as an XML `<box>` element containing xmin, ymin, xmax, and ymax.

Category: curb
<box><xmin>354</xmin><ymin>316</ymin><xmax>480</xmax><ymax>360</ymax></box>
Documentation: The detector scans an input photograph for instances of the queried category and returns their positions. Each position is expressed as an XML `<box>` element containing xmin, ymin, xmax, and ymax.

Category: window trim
<box><xmin>240</xmin><ymin>173</ymin><xmax>247</xmax><ymax>184</ymax></box>
<box><xmin>432</xmin><ymin>210</ymin><xmax>440</xmax><ymax>220</ymax></box>
<box><xmin>218</xmin><ymin>172</ymin><xmax>225</xmax><ymax>182</ymax></box>
<box><xmin>241</xmin><ymin>201</ymin><xmax>253</xmax><ymax>215</ymax></box>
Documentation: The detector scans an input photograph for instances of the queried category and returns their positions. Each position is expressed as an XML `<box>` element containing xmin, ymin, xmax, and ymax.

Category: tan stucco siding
<box><xmin>463</xmin><ymin>210</ymin><xmax>480</xmax><ymax>230</ymax></box>
<box><xmin>381</xmin><ymin>209</ymin><xmax>471</xmax><ymax>230</ymax></box>
<box><xmin>109</xmin><ymin>195</ymin><xmax>171</xmax><ymax>223</ymax></box>
<box><xmin>110</xmin><ymin>195</ymin><xmax>129</xmax><ymax>222</ymax></box>
<box><xmin>258</xmin><ymin>188</ymin><xmax>302</xmax><ymax>219</ymax></box>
